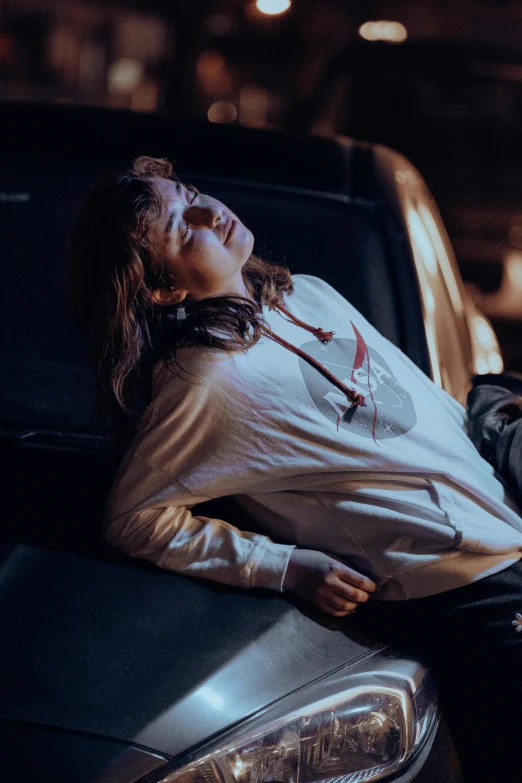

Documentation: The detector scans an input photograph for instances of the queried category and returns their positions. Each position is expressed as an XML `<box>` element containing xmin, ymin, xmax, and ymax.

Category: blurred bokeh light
<box><xmin>108</xmin><ymin>58</ymin><xmax>143</xmax><ymax>94</ymax></box>
<box><xmin>204</xmin><ymin>14</ymin><xmax>234</xmax><ymax>37</ymax></box>
<box><xmin>255</xmin><ymin>0</ymin><xmax>292</xmax><ymax>17</ymax></box>
<box><xmin>358</xmin><ymin>21</ymin><xmax>408</xmax><ymax>44</ymax></box>
<box><xmin>207</xmin><ymin>100</ymin><xmax>238</xmax><ymax>122</ymax></box>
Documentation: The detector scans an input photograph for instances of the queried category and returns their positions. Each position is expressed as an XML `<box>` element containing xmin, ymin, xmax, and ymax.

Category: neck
<box><xmin>222</xmin><ymin>271</ymin><xmax>256</xmax><ymax>303</ymax></box>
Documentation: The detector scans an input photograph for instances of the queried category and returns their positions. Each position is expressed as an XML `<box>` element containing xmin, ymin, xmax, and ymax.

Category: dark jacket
<box><xmin>467</xmin><ymin>374</ymin><xmax>522</xmax><ymax>502</ymax></box>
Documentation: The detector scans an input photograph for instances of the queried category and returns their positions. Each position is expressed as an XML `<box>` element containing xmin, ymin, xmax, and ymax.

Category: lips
<box><xmin>224</xmin><ymin>218</ymin><xmax>237</xmax><ymax>243</ymax></box>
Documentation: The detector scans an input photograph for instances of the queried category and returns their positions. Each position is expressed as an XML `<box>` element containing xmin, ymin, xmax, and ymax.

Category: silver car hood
<box><xmin>0</xmin><ymin>541</ymin><xmax>381</xmax><ymax>758</ymax></box>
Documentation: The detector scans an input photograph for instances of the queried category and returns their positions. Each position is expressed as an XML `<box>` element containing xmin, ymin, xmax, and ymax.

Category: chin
<box><xmin>246</xmin><ymin>227</ymin><xmax>255</xmax><ymax>253</ymax></box>
<box><xmin>238</xmin><ymin>227</ymin><xmax>255</xmax><ymax>264</ymax></box>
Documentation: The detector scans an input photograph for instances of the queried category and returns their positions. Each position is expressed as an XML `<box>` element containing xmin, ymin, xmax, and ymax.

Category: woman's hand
<box><xmin>283</xmin><ymin>549</ymin><xmax>377</xmax><ymax>617</ymax></box>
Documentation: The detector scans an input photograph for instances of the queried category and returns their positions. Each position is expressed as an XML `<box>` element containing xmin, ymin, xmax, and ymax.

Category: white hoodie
<box><xmin>104</xmin><ymin>275</ymin><xmax>522</xmax><ymax>600</ymax></box>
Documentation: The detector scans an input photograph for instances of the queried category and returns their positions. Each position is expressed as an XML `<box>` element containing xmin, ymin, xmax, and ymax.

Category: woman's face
<box><xmin>149</xmin><ymin>176</ymin><xmax>255</xmax><ymax>305</ymax></box>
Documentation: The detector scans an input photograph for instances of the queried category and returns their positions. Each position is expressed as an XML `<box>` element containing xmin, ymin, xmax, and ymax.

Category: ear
<box><xmin>151</xmin><ymin>286</ymin><xmax>188</xmax><ymax>306</ymax></box>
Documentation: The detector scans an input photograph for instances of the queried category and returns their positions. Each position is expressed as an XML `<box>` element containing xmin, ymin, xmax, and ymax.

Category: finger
<box><xmin>321</xmin><ymin>592</ymin><xmax>358</xmax><ymax>613</ymax></box>
<box><xmin>322</xmin><ymin>552</ymin><xmax>378</xmax><ymax>593</ymax></box>
<box><xmin>335</xmin><ymin>566</ymin><xmax>377</xmax><ymax>593</ymax></box>
<box><xmin>319</xmin><ymin>599</ymin><xmax>359</xmax><ymax>617</ymax></box>
<box><xmin>329</xmin><ymin>577</ymin><xmax>372</xmax><ymax>603</ymax></box>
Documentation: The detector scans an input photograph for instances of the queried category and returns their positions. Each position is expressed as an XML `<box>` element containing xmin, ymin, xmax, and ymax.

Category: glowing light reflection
<box><xmin>407</xmin><ymin>206</ymin><xmax>438</xmax><ymax>276</ymax></box>
<box><xmin>424</xmin><ymin>285</ymin><xmax>436</xmax><ymax>314</ymax></box>
<box><xmin>417</xmin><ymin>203</ymin><xmax>464</xmax><ymax>315</ymax></box>
<box><xmin>474</xmin><ymin>314</ymin><xmax>498</xmax><ymax>348</ymax></box>
<box><xmin>108</xmin><ymin>58</ymin><xmax>143</xmax><ymax>93</ymax></box>
<box><xmin>475</xmin><ymin>356</ymin><xmax>489</xmax><ymax>375</ymax></box>
<box><xmin>256</xmin><ymin>0</ymin><xmax>291</xmax><ymax>16</ymax></box>
<box><xmin>469</xmin><ymin>311</ymin><xmax>504</xmax><ymax>374</ymax></box>
<box><xmin>505</xmin><ymin>251</ymin><xmax>522</xmax><ymax>288</ymax></box>
<box><xmin>488</xmin><ymin>353</ymin><xmax>503</xmax><ymax>373</ymax></box>
<box><xmin>208</xmin><ymin>101</ymin><xmax>238</xmax><ymax>123</ymax></box>
<box><xmin>197</xmin><ymin>686</ymin><xmax>225</xmax><ymax>711</ymax></box>
<box><xmin>359</xmin><ymin>21</ymin><xmax>407</xmax><ymax>43</ymax></box>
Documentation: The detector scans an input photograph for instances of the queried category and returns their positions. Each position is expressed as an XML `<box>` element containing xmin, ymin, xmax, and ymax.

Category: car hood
<box><xmin>0</xmin><ymin>536</ymin><xmax>380</xmax><ymax>758</ymax></box>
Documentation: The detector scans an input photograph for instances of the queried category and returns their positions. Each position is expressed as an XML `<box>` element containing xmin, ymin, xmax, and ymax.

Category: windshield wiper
<box><xmin>0</xmin><ymin>427</ymin><xmax>110</xmax><ymax>453</ymax></box>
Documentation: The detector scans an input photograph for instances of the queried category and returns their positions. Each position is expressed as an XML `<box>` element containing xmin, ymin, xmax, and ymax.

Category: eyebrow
<box><xmin>164</xmin><ymin>181</ymin><xmax>185</xmax><ymax>234</ymax></box>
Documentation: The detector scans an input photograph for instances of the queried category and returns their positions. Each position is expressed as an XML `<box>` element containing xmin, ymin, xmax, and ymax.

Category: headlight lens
<box><xmin>149</xmin><ymin>655</ymin><xmax>438</xmax><ymax>783</ymax></box>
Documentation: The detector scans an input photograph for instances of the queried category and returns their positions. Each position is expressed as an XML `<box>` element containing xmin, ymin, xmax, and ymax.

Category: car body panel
<box><xmin>0</xmin><ymin>538</ymin><xmax>378</xmax><ymax>756</ymax></box>
<box><xmin>0</xmin><ymin>721</ymin><xmax>167</xmax><ymax>783</ymax></box>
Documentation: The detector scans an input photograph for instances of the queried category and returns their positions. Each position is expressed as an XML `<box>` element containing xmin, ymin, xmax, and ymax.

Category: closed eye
<box><xmin>182</xmin><ymin>190</ymin><xmax>199</xmax><ymax>238</ymax></box>
<box><xmin>165</xmin><ymin>183</ymin><xmax>201</xmax><ymax>236</ymax></box>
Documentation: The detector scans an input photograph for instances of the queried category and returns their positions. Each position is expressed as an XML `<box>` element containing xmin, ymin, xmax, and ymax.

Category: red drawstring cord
<box><xmin>260</xmin><ymin>319</ymin><xmax>366</xmax><ymax>409</ymax></box>
<box><xmin>275</xmin><ymin>304</ymin><xmax>336</xmax><ymax>345</ymax></box>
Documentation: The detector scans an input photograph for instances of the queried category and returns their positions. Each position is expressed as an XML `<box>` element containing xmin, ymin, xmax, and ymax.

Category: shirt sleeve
<box><xmin>103</xmin><ymin>358</ymin><xmax>295</xmax><ymax>592</ymax></box>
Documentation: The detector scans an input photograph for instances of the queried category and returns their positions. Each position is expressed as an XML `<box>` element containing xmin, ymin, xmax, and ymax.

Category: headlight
<box><xmin>145</xmin><ymin>654</ymin><xmax>438</xmax><ymax>783</ymax></box>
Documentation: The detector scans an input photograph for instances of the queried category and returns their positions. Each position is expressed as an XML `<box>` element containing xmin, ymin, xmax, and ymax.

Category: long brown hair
<box><xmin>67</xmin><ymin>155</ymin><xmax>293</xmax><ymax>449</ymax></box>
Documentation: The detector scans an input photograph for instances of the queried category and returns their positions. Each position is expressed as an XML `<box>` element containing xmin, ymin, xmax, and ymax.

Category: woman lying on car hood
<box><xmin>68</xmin><ymin>155</ymin><xmax>522</xmax><ymax>783</ymax></box>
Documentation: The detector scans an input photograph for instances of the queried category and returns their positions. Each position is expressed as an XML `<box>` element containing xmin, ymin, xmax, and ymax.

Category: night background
<box><xmin>3</xmin><ymin>0</ymin><xmax>522</xmax><ymax>369</ymax></box>
<box><xmin>3</xmin><ymin>6</ymin><xmax>522</xmax><ymax>781</ymax></box>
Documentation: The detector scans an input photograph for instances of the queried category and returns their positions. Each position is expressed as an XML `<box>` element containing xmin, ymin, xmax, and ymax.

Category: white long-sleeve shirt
<box><xmin>104</xmin><ymin>274</ymin><xmax>522</xmax><ymax>600</ymax></box>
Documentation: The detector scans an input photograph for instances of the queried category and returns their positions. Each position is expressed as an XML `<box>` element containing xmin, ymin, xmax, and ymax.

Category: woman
<box><xmin>69</xmin><ymin>156</ymin><xmax>522</xmax><ymax>780</ymax></box>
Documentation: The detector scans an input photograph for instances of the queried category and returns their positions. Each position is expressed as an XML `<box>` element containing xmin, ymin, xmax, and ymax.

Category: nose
<box><xmin>184</xmin><ymin>204</ymin><xmax>224</xmax><ymax>229</ymax></box>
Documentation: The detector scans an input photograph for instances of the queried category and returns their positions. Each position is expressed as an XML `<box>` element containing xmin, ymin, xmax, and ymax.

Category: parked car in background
<box><xmin>287</xmin><ymin>38</ymin><xmax>522</xmax><ymax>370</ymax></box>
<box><xmin>0</xmin><ymin>102</ymin><xmax>500</xmax><ymax>782</ymax></box>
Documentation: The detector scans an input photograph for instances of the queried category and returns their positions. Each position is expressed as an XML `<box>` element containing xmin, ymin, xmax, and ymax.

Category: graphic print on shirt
<box><xmin>298</xmin><ymin>325</ymin><xmax>417</xmax><ymax>440</ymax></box>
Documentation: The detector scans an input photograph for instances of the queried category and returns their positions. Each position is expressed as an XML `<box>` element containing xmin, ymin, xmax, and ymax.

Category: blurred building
<box><xmin>0</xmin><ymin>0</ymin><xmax>172</xmax><ymax>110</ymax></box>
